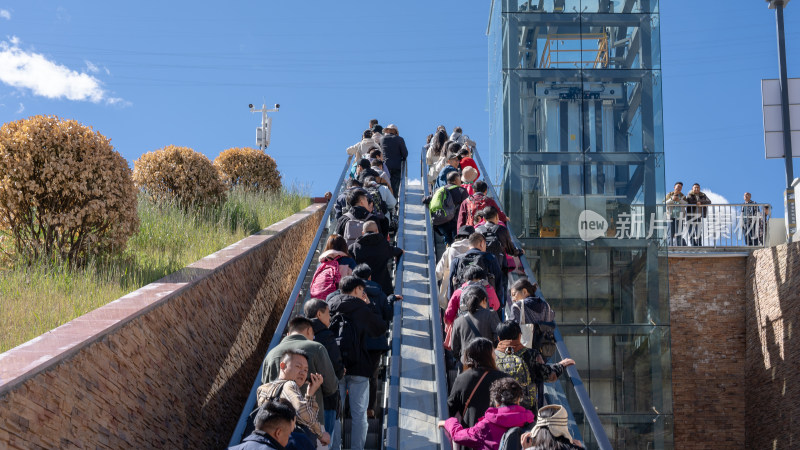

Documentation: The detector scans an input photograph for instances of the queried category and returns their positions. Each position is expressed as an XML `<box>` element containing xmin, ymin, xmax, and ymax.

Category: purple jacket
<box><xmin>444</xmin><ymin>405</ymin><xmax>535</xmax><ymax>450</ymax></box>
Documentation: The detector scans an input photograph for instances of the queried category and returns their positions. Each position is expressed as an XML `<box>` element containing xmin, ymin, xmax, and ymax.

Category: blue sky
<box><xmin>0</xmin><ymin>1</ymin><xmax>798</xmax><ymax>215</ymax></box>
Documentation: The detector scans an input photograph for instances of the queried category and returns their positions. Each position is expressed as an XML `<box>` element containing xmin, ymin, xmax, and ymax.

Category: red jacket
<box><xmin>445</xmin><ymin>281</ymin><xmax>501</xmax><ymax>324</ymax></box>
<box><xmin>459</xmin><ymin>157</ymin><xmax>480</xmax><ymax>179</ymax></box>
<box><xmin>457</xmin><ymin>193</ymin><xmax>509</xmax><ymax>230</ymax></box>
<box><xmin>444</xmin><ymin>405</ymin><xmax>534</xmax><ymax>450</ymax></box>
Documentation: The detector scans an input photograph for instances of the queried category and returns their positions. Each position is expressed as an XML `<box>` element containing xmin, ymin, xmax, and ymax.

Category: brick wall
<box><xmin>745</xmin><ymin>241</ymin><xmax>800</xmax><ymax>450</ymax></box>
<box><xmin>0</xmin><ymin>203</ymin><xmax>325</xmax><ymax>449</ymax></box>
<box><xmin>668</xmin><ymin>254</ymin><xmax>748</xmax><ymax>450</ymax></box>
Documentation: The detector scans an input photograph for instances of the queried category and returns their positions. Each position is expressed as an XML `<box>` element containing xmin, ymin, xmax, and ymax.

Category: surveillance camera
<box><xmin>274</xmin><ymin>104</ymin><xmax>280</xmax><ymax>109</ymax></box>
<box><xmin>248</xmin><ymin>104</ymin><xmax>253</xmax><ymax>109</ymax></box>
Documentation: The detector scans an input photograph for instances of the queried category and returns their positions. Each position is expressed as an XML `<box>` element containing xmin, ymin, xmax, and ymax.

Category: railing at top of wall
<box><xmin>470</xmin><ymin>148</ymin><xmax>613</xmax><ymax>450</ymax></box>
<box><xmin>228</xmin><ymin>155</ymin><xmax>353</xmax><ymax>447</ymax></box>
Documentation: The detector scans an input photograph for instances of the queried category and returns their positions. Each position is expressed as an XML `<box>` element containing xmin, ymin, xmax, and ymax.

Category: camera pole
<box><xmin>248</xmin><ymin>103</ymin><xmax>280</xmax><ymax>151</ymax></box>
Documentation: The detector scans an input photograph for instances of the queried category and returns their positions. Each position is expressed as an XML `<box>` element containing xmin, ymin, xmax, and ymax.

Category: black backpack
<box><xmin>329</xmin><ymin>312</ymin><xmax>362</xmax><ymax>368</ymax></box>
<box><xmin>478</xmin><ymin>223</ymin><xmax>503</xmax><ymax>259</ymax></box>
<box><xmin>455</xmin><ymin>252</ymin><xmax>496</xmax><ymax>287</ymax></box>
<box><xmin>522</xmin><ymin>300</ymin><xmax>557</xmax><ymax>361</ymax></box>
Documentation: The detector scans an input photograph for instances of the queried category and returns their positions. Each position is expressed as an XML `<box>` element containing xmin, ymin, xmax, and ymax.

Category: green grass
<box><xmin>0</xmin><ymin>188</ymin><xmax>310</xmax><ymax>353</ymax></box>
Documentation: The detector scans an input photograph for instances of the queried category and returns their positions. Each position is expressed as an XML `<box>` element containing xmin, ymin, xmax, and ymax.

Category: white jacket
<box><xmin>346</xmin><ymin>138</ymin><xmax>377</xmax><ymax>161</ymax></box>
<box><xmin>435</xmin><ymin>239</ymin><xmax>472</xmax><ymax>309</ymax></box>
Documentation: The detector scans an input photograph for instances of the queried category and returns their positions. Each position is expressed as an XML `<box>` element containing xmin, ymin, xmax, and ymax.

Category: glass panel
<box><xmin>508</xmin><ymin>12</ymin><xmax>660</xmax><ymax>70</ymax></box>
<box><xmin>581</xmin><ymin>0</ymin><xmax>660</xmax><ymax>14</ymax></box>
<box><xmin>504</xmin><ymin>0</ymin><xmax>582</xmax><ymax>13</ymax></box>
<box><xmin>522</xmin><ymin>242</ymin><xmax>588</xmax><ymax>324</ymax></box>
<box><xmin>599</xmin><ymin>414</ymin><xmax>673</xmax><ymax>450</ymax></box>
<box><xmin>588</xmin><ymin>326</ymin><xmax>672</xmax><ymax>415</ymax></box>
<box><xmin>585</xmin><ymin>247</ymin><xmax>670</xmax><ymax>325</ymax></box>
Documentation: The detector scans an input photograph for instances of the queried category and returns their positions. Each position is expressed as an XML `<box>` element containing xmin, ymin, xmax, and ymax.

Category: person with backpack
<box><xmin>310</xmin><ymin>235</ymin><xmax>355</xmax><ymax>300</ymax></box>
<box><xmin>446</xmin><ymin>266</ymin><xmax>501</xmax><ymax>321</ymax></box>
<box><xmin>428</xmin><ymin>170</ymin><xmax>469</xmax><ymax>253</ymax></box>
<box><xmin>435</xmin><ymin>225</ymin><xmax>475</xmax><ymax>309</ymax></box>
<box><xmin>303</xmin><ymin>299</ymin><xmax>344</xmax><ymax>447</ymax></box>
<box><xmin>439</xmin><ymin>378</ymin><xmax>535</xmax><ymax>450</ymax></box>
<box><xmin>261</xmin><ymin>318</ymin><xmax>339</xmax><ymax>431</ymax></box>
<box><xmin>336</xmin><ymin>189</ymin><xmax>389</xmax><ymax>245</ymax></box>
<box><xmin>257</xmin><ymin>349</ymin><xmax>331</xmax><ymax>447</ymax></box>
<box><xmin>476</xmin><ymin>206</ymin><xmax>524</xmax><ymax>309</ymax></box>
<box><xmin>435</xmin><ymin>153</ymin><xmax>461</xmax><ymax>190</ymax></box>
<box><xmin>451</xmin><ymin>286</ymin><xmax>501</xmax><ymax>363</ymax></box>
<box><xmin>362</xmin><ymin>176</ymin><xmax>393</xmax><ymax>218</ymax></box>
<box><xmin>334</xmin><ymin>179</ymin><xmax>364</xmax><ymax>221</ymax></box>
<box><xmin>355</xmin><ymin>158</ymin><xmax>385</xmax><ymax>188</ymax></box>
<box><xmin>327</xmin><ymin>276</ymin><xmax>388</xmax><ymax>450</ymax></box>
<box><xmin>348</xmin><ymin>221</ymin><xmax>404</xmax><ymax>295</ymax></box>
<box><xmin>448</xmin><ymin>233</ymin><xmax>503</xmax><ymax>304</ymax></box>
<box><xmin>494</xmin><ymin>321</ymin><xmax>574</xmax><ymax>413</ymax></box>
<box><xmin>457</xmin><ymin>181</ymin><xmax>509</xmax><ymax>230</ymax></box>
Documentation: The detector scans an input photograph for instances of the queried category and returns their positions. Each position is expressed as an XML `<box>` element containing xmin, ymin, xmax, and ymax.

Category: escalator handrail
<box><xmin>420</xmin><ymin>153</ymin><xmax>456</xmax><ymax>449</ymax></box>
<box><xmin>228</xmin><ymin>155</ymin><xmax>353</xmax><ymax>447</ymax></box>
<box><xmin>470</xmin><ymin>150</ymin><xmax>613</xmax><ymax>450</ymax></box>
<box><xmin>384</xmin><ymin>162</ymin><xmax>407</xmax><ymax>450</ymax></box>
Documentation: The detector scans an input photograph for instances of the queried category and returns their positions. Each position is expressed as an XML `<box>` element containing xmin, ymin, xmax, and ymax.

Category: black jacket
<box><xmin>380</xmin><ymin>133</ymin><xmax>409</xmax><ymax>171</ymax></box>
<box><xmin>334</xmin><ymin>187</ymin><xmax>364</xmax><ymax>220</ymax></box>
<box><xmin>327</xmin><ymin>293</ymin><xmax>388</xmax><ymax>378</ymax></box>
<box><xmin>447</xmin><ymin>368</ymin><xmax>509</xmax><ymax>428</ymax></box>
<box><xmin>310</xmin><ymin>317</ymin><xmax>343</xmax><ymax>418</ymax></box>
<box><xmin>336</xmin><ymin>205</ymin><xmax>390</xmax><ymax>238</ymax></box>
<box><xmin>311</xmin><ymin>318</ymin><xmax>344</xmax><ymax>380</ymax></box>
<box><xmin>447</xmin><ymin>248</ymin><xmax>503</xmax><ymax>299</ymax></box>
<box><xmin>349</xmin><ymin>231</ymin><xmax>403</xmax><ymax>295</ymax></box>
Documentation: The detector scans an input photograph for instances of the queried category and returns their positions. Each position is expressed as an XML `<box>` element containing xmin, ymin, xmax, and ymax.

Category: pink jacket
<box><xmin>444</xmin><ymin>405</ymin><xmax>535</xmax><ymax>450</ymax></box>
<box><xmin>445</xmin><ymin>281</ymin><xmax>500</xmax><ymax>324</ymax></box>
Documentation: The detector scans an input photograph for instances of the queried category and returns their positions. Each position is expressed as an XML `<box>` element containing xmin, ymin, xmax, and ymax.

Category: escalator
<box><xmin>229</xmin><ymin>145</ymin><xmax>612</xmax><ymax>450</ymax></box>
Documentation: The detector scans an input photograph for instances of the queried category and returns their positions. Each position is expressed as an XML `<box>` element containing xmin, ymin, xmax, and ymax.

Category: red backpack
<box><xmin>464</xmin><ymin>193</ymin><xmax>489</xmax><ymax>226</ymax></box>
<box><xmin>310</xmin><ymin>259</ymin><xmax>342</xmax><ymax>299</ymax></box>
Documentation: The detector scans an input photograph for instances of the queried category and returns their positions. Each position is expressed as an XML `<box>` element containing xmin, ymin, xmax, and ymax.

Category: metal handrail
<box><xmin>470</xmin><ymin>149</ymin><xmax>613</xmax><ymax>450</ymax></box>
<box><xmin>384</xmin><ymin>162</ymin><xmax>407</xmax><ymax>450</ymax></box>
<box><xmin>228</xmin><ymin>155</ymin><xmax>353</xmax><ymax>447</ymax></box>
<box><xmin>420</xmin><ymin>153</ymin><xmax>457</xmax><ymax>450</ymax></box>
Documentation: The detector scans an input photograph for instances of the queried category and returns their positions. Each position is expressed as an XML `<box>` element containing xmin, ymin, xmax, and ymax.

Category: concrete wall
<box><xmin>668</xmin><ymin>253</ymin><xmax>748</xmax><ymax>450</ymax></box>
<box><xmin>746</xmin><ymin>241</ymin><xmax>800</xmax><ymax>450</ymax></box>
<box><xmin>0</xmin><ymin>203</ymin><xmax>325</xmax><ymax>449</ymax></box>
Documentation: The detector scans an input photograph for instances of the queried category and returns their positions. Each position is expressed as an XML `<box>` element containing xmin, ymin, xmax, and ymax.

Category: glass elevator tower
<box><xmin>488</xmin><ymin>1</ymin><xmax>672</xmax><ymax>448</ymax></box>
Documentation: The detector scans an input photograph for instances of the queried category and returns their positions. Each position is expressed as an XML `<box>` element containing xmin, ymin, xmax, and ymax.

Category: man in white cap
<box><xmin>379</xmin><ymin>124</ymin><xmax>408</xmax><ymax>196</ymax></box>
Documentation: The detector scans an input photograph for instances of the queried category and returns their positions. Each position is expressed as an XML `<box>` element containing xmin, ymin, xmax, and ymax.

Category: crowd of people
<box><xmin>232</xmin><ymin>122</ymin><xmax>585</xmax><ymax>450</ymax></box>
<box><xmin>664</xmin><ymin>181</ymin><xmax>769</xmax><ymax>247</ymax></box>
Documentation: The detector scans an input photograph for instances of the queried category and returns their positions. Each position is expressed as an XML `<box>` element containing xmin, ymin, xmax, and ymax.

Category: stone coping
<box><xmin>0</xmin><ymin>203</ymin><xmax>325</xmax><ymax>393</ymax></box>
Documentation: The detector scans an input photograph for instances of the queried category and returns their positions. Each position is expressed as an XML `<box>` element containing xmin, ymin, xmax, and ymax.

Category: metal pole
<box><xmin>775</xmin><ymin>2</ymin><xmax>797</xmax><ymax>238</ymax></box>
<box><xmin>261</xmin><ymin>105</ymin><xmax>267</xmax><ymax>152</ymax></box>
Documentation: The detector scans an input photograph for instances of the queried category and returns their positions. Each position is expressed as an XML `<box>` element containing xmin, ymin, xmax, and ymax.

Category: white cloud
<box><xmin>0</xmin><ymin>10</ymin><xmax>11</xmax><ymax>20</ymax></box>
<box><xmin>702</xmin><ymin>188</ymin><xmax>729</xmax><ymax>205</ymax></box>
<box><xmin>15</xmin><ymin>102</ymin><xmax>24</xmax><ymax>114</ymax></box>
<box><xmin>0</xmin><ymin>38</ymin><xmax>124</xmax><ymax>104</ymax></box>
<box><xmin>84</xmin><ymin>60</ymin><xmax>99</xmax><ymax>73</ymax></box>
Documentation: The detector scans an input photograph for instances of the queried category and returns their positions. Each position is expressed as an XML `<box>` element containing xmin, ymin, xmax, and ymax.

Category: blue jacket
<box><xmin>435</xmin><ymin>165</ymin><xmax>458</xmax><ymax>190</ymax></box>
<box><xmin>229</xmin><ymin>431</ymin><xmax>285</xmax><ymax>450</ymax></box>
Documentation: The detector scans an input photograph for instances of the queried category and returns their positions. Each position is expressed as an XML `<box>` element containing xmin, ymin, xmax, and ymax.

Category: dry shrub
<box><xmin>133</xmin><ymin>145</ymin><xmax>226</xmax><ymax>208</ymax></box>
<box><xmin>214</xmin><ymin>147</ymin><xmax>282</xmax><ymax>192</ymax></box>
<box><xmin>0</xmin><ymin>115</ymin><xmax>139</xmax><ymax>263</ymax></box>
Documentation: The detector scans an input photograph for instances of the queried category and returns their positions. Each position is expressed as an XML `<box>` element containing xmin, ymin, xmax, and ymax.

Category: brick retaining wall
<box><xmin>668</xmin><ymin>253</ymin><xmax>747</xmax><ymax>450</ymax></box>
<box><xmin>745</xmin><ymin>241</ymin><xmax>800</xmax><ymax>450</ymax></box>
<box><xmin>0</xmin><ymin>203</ymin><xmax>325</xmax><ymax>449</ymax></box>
